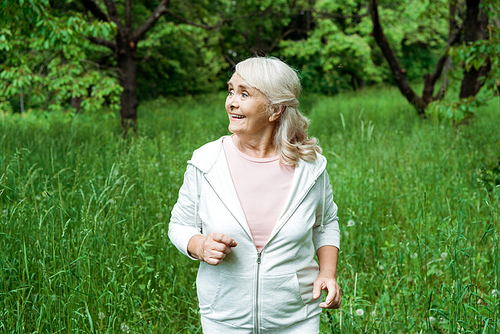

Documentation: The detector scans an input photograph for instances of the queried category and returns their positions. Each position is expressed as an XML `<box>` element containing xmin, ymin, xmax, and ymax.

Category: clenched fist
<box><xmin>188</xmin><ymin>233</ymin><xmax>237</xmax><ymax>266</ymax></box>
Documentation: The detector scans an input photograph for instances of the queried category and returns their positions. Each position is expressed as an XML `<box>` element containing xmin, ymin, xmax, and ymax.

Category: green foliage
<box><xmin>0</xmin><ymin>0</ymin><xmax>122</xmax><ymax>113</ymax></box>
<box><xmin>426</xmin><ymin>2</ymin><xmax>500</xmax><ymax>123</ymax></box>
<box><xmin>1</xmin><ymin>89</ymin><xmax>499</xmax><ymax>332</ymax></box>
<box><xmin>281</xmin><ymin>0</ymin><xmax>449</xmax><ymax>93</ymax></box>
<box><xmin>137</xmin><ymin>21</ymin><xmax>226</xmax><ymax>99</ymax></box>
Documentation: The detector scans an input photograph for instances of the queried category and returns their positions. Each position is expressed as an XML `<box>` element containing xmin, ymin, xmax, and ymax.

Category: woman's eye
<box><xmin>228</xmin><ymin>90</ymin><xmax>234</xmax><ymax>96</ymax></box>
<box><xmin>242</xmin><ymin>92</ymin><xmax>249</xmax><ymax>98</ymax></box>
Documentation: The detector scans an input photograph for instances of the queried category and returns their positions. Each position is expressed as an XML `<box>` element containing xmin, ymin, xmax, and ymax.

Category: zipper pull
<box><xmin>257</xmin><ymin>252</ymin><xmax>261</xmax><ymax>264</ymax></box>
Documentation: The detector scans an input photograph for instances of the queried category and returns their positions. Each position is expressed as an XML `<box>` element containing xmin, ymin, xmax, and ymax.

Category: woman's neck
<box><xmin>231</xmin><ymin>134</ymin><xmax>277</xmax><ymax>158</ymax></box>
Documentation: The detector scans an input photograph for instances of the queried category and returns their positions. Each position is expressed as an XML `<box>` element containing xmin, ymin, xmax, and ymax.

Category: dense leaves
<box><xmin>0</xmin><ymin>0</ymin><xmax>122</xmax><ymax>113</ymax></box>
<box><xmin>1</xmin><ymin>0</ymin><xmax>498</xmax><ymax>124</ymax></box>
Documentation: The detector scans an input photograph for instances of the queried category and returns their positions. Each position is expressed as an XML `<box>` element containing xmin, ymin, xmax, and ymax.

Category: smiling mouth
<box><xmin>231</xmin><ymin>114</ymin><xmax>246</xmax><ymax>119</ymax></box>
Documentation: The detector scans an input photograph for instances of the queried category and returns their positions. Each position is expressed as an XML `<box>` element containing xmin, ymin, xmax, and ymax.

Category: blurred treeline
<box><xmin>0</xmin><ymin>0</ymin><xmax>462</xmax><ymax>108</ymax></box>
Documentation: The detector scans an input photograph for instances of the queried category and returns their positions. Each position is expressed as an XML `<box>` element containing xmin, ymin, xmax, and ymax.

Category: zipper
<box><xmin>252</xmin><ymin>173</ymin><xmax>321</xmax><ymax>333</ymax></box>
<box><xmin>201</xmin><ymin>157</ymin><xmax>326</xmax><ymax>332</ymax></box>
<box><xmin>255</xmin><ymin>251</ymin><xmax>262</xmax><ymax>334</ymax></box>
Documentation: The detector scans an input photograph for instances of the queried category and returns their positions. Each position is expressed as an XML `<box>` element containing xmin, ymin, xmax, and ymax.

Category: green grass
<box><xmin>0</xmin><ymin>87</ymin><xmax>499</xmax><ymax>333</ymax></box>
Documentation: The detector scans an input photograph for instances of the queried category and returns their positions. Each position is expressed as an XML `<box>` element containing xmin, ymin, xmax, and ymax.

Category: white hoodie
<box><xmin>168</xmin><ymin>137</ymin><xmax>340</xmax><ymax>334</ymax></box>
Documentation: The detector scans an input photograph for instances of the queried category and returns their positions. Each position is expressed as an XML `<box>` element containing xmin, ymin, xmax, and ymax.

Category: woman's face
<box><xmin>225</xmin><ymin>73</ymin><xmax>275</xmax><ymax>139</ymax></box>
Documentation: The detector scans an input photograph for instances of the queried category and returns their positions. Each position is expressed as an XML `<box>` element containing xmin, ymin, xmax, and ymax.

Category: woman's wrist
<box><xmin>318</xmin><ymin>268</ymin><xmax>337</xmax><ymax>279</ymax></box>
<box><xmin>188</xmin><ymin>234</ymin><xmax>206</xmax><ymax>261</ymax></box>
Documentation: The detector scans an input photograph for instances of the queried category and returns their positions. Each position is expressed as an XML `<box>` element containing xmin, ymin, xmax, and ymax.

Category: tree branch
<box><xmin>81</xmin><ymin>0</ymin><xmax>109</xmax><ymax>22</ymax></box>
<box><xmin>423</xmin><ymin>23</ymin><xmax>464</xmax><ymax>102</ymax></box>
<box><xmin>219</xmin><ymin>37</ymin><xmax>236</xmax><ymax>67</ymax></box>
<box><xmin>369</xmin><ymin>0</ymin><xmax>426</xmax><ymax>115</ymax></box>
<box><xmin>132</xmin><ymin>0</ymin><xmax>170</xmax><ymax>43</ymax></box>
<box><xmin>162</xmin><ymin>8</ymin><xmax>264</xmax><ymax>34</ymax></box>
<box><xmin>164</xmin><ymin>8</ymin><xmax>224</xmax><ymax>30</ymax></box>
<box><xmin>87</xmin><ymin>36</ymin><xmax>117</xmax><ymax>50</ymax></box>
<box><xmin>268</xmin><ymin>28</ymin><xmax>307</xmax><ymax>52</ymax></box>
<box><xmin>103</xmin><ymin>0</ymin><xmax>124</xmax><ymax>31</ymax></box>
<box><xmin>125</xmin><ymin>0</ymin><xmax>132</xmax><ymax>29</ymax></box>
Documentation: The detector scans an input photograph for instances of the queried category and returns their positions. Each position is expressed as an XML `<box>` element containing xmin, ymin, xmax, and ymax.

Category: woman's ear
<box><xmin>269</xmin><ymin>106</ymin><xmax>285</xmax><ymax>122</ymax></box>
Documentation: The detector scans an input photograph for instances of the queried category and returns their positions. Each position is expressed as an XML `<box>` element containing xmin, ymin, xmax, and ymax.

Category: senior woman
<box><xmin>168</xmin><ymin>57</ymin><xmax>341</xmax><ymax>333</ymax></box>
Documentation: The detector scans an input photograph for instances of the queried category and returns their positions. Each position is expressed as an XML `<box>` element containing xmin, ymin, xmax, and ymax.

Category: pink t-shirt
<box><xmin>223</xmin><ymin>137</ymin><xmax>295</xmax><ymax>251</ymax></box>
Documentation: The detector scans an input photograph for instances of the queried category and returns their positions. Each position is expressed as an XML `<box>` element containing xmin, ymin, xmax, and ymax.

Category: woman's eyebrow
<box><xmin>227</xmin><ymin>81</ymin><xmax>253</xmax><ymax>92</ymax></box>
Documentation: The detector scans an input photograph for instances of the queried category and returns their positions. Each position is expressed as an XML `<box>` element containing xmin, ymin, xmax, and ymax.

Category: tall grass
<box><xmin>0</xmin><ymin>87</ymin><xmax>499</xmax><ymax>333</ymax></box>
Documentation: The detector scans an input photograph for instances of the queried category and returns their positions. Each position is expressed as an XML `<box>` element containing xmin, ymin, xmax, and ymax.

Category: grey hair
<box><xmin>235</xmin><ymin>57</ymin><xmax>321</xmax><ymax>166</ymax></box>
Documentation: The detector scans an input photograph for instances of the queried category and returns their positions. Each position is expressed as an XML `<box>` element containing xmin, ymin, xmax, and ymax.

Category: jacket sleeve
<box><xmin>168</xmin><ymin>164</ymin><xmax>201</xmax><ymax>260</ymax></box>
<box><xmin>313</xmin><ymin>170</ymin><xmax>340</xmax><ymax>252</ymax></box>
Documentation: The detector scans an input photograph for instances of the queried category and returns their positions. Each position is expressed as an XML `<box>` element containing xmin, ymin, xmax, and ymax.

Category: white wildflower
<box><xmin>2</xmin><ymin>210</ymin><xmax>7</xmax><ymax>215</ymax></box>
<box><xmin>379</xmin><ymin>265</ymin><xmax>384</xmax><ymax>270</ymax></box>
<box><xmin>356</xmin><ymin>309</ymin><xmax>364</xmax><ymax>316</ymax></box>
<box><xmin>121</xmin><ymin>323</ymin><xmax>129</xmax><ymax>332</ymax></box>
<box><xmin>411</xmin><ymin>253</ymin><xmax>418</xmax><ymax>259</ymax></box>
<box><xmin>115</xmin><ymin>179</ymin><xmax>122</xmax><ymax>185</ymax></box>
<box><xmin>98</xmin><ymin>312</ymin><xmax>105</xmax><ymax>320</ymax></box>
<box><xmin>369</xmin><ymin>178</ymin><xmax>374</xmax><ymax>183</ymax></box>
<box><xmin>429</xmin><ymin>316</ymin><xmax>436</xmax><ymax>322</ymax></box>
<box><xmin>113</xmin><ymin>169</ymin><xmax>119</xmax><ymax>176</ymax></box>
<box><xmin>370</xmin><ymin>310</ymin><xmax>376</xmax><ymax>317</ymax></box>
<box><xmin>492</xmin><ymin>289</ymin><xmax>499</xmax><ymax>297</ymax></box>
<box><xmin>155</xmin><ymin>163</ymin><xmax>159</xmax><ymax>167</ymax></box>
<box><xmin>347</xmin><ymin>220</ymin><xmax>355</xmax><ymax>227</ymax></box>
<box><xmin>158</xmin><ymin>172</ymin><xmax>163</xmax><ymax>176</ymax></box>
<box><xmin>440</xmin><ymin>252</ymin><xmax>447</xmax><ymax>259</ymax></box>
<box><xmin>344</xmin><ymin>231</ymin><xmax>349</xmax><ymax>237</ymax></box>
<box><xmin>333</xmin><ymin>163</ymin><xmax>338</xmax><ymax>168</ymax></box>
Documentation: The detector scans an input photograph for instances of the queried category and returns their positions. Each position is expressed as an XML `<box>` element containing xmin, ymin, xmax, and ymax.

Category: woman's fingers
<box><xmin>314</xmin><ymin>275</ymin><xmax>342</xmax><ymax>309</ymax></box>
<box><xmin>320</xmin><ymin>280</ymin><xmax>341</xmax><ymax>309</ymax></box>
<box><xmin>210</xmin><ymin>233</ymin><xmax>237</xmax><ymax>247</ymax></box>
<box><xmin>202</xmin><ymin>233</ymin><xmax>237</xmax><ymax>266</ymax></box>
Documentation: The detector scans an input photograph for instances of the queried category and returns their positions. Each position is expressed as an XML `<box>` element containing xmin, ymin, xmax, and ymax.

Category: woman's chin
<box><xmin>228</xmin><ymin>125</ymin><xmax>244</xmax><ymax>135</ymax></box>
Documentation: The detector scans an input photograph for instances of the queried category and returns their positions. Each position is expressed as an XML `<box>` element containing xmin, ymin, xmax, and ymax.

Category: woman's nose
<box><xmin>228</xmin><ymin>96</ymin><xmax>239</xmax><ymax>108</ymax></box>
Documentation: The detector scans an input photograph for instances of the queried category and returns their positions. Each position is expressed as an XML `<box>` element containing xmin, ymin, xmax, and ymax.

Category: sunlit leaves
<box><xmin>0</xmin><ymin>0</ymin><xmax>121</xmax><ymax>113</ymax></box>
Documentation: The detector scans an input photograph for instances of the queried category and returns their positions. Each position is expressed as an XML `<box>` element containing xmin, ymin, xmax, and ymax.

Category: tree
<box><xmin>369</xmin><ymin>0</ymin><xmax>499</xmax><ymax>120</ymax></box>
<box><xmin>80</xmin><ymin>0</ymin><xmax>178</xmax><ymax>131</ymax></box>
<box><xmin>368</xmin><ymin>0</ymin><xmax>463</xmax><ymax>116</ymax></box>
<box><xmin>281</xmin><ymin>0</ymin><xmax>383</xmax><ymax>94</ymax></box>
<box><xmin>0</xmin><ymin>1</ymin><xmax>122</xmax><ymax>114</ymax></box>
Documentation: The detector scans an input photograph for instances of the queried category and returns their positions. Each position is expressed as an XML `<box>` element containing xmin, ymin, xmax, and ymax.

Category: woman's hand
<box><xmin>188</xmin><ymin>233</ymin><xmax>237</xmax><ymax>266</ymax></box>
<box><xmin>314</xmin><ymin>245</ymin><xmax>341</xmax><ymax>309</ymax></box>
<box><xmin>313</xmin><ymin>273</ymin><xmax>341</xmax><ymax>309</ymax></box>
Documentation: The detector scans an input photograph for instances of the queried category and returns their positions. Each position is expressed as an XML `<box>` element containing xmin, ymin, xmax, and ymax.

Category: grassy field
<box><xmin>0</xmin><ymin>87</ymin><xmax>499</xmax><ymax>333</ymax></box>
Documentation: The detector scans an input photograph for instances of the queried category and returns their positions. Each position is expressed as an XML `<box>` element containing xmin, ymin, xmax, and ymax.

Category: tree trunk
<box><xmin>118</xmin><ymin>40</ymin><xmax>138</xmax><ymax>134</ymax></box>
<box><xmin>459</xmin><ymin>0</ymin><xmax>490</xmax><ymax>98</ymax></box>
<box><xmin>349</xmin><ymin>73</ymin><xmax>364</xmax><ymax>91</ymax></box>
<box><xmin>369</xmin><ymin>0</ymin><xmax>427</xmax><ymax>115</ymax></box>
<box><xmin>71</xmin><ymin>97</ymin><xmax>82</xmax><ymax>113</ymax></box>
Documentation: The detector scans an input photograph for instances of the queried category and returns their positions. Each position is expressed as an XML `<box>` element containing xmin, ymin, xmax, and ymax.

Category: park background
<box><xmin>1</xmin><ymin>0</ymin><xmax>499</xmax><ymax>332</ymax></box>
